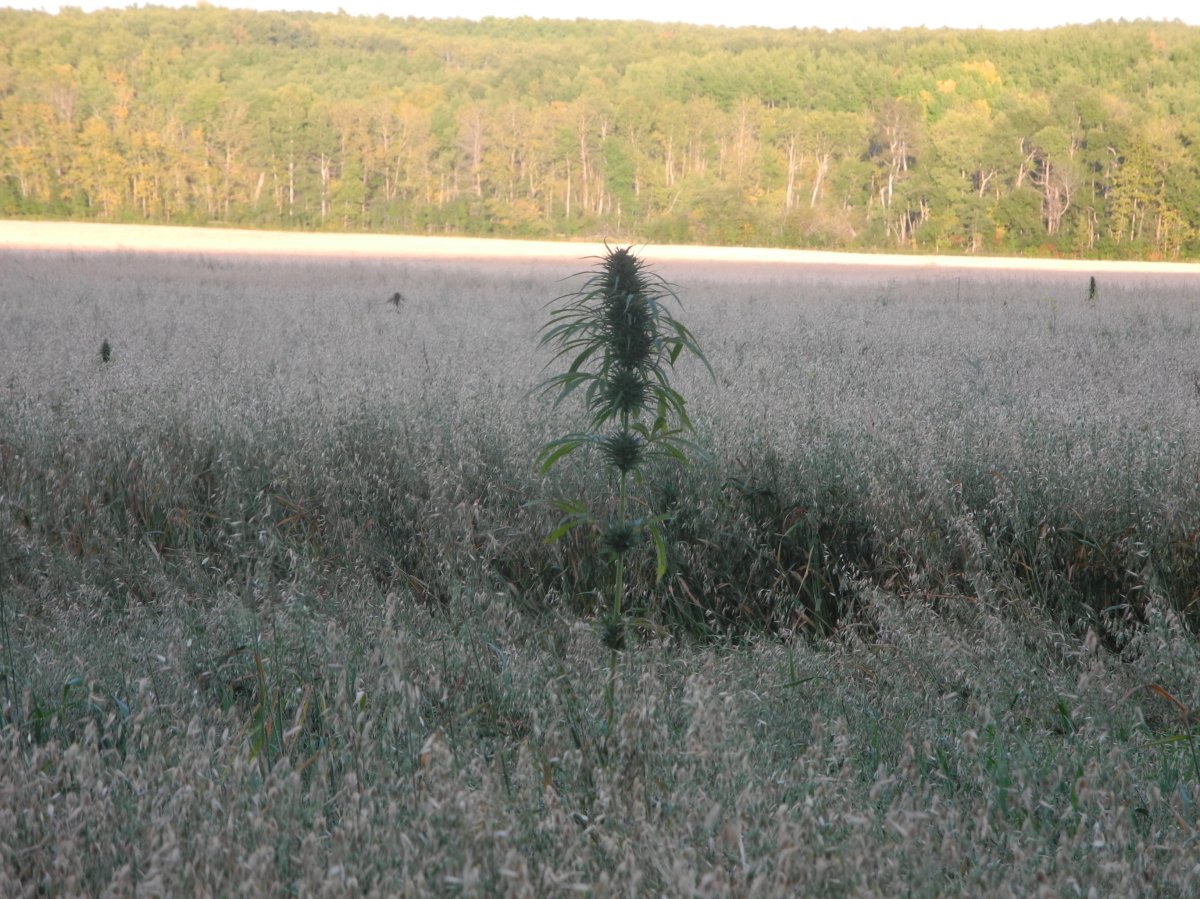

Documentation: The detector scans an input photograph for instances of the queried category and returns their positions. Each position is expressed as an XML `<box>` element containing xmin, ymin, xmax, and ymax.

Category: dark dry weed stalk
<box><xmin>0</xmin><ymin>589</ymin><xmax>14</xmax><ymax>722</ymax></box>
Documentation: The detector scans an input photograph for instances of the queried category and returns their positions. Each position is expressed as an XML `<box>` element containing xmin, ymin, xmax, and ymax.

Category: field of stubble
<box><xmin>2</xmin><ymin>236</ymin><xmax>1200</xmax><ymax>895</ymax></box>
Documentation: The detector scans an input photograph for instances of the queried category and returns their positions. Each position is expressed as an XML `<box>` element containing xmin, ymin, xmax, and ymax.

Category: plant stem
<box><xmin>614</xmin><ymin>467</ymin><xmax>627</xmax><ymax>619</ymax></box>
<box><xmin>606</xmin><ymin>418</ymin><xmax>630</xmax><ymax>743</ymax></box>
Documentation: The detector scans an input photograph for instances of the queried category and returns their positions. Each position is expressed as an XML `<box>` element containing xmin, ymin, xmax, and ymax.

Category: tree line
<box><xmin>2</xmin><ymin>7</ymin><xmax>1199</xmax><ymax>258</ymax></box>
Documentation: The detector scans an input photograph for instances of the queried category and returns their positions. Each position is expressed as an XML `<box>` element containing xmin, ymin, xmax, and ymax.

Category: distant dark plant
<box><xmin>100</xmin><ymin>340</ymin><xmax>112</xmax><ymax>363</ymax></box>
<box><xmin>1088</xmin><ymin>276</ymin><xmax>1098</xmax><ymax>302</ymax></box>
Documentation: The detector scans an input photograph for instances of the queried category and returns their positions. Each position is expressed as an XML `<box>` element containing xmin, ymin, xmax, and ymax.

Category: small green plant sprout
<box><xmin>535</xmin><ymin>245</ymin><xmax>711</xmax><ymax>651</ymax></box>
<box><xmin>1136</xmin><ymin>682</ymin><xmax>1200</xmax><ymax>809</ymax></box>
<box><xmin>99</xmin><ymin>339</ymin><xmax>112</xmax><ymax>363</ymax></box>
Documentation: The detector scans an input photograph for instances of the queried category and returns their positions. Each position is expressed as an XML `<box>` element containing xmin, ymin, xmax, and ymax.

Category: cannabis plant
<box><xmin>536</xmin><ymin>246</ymin><xmax>710</xmax><ymax>649</ymax></box>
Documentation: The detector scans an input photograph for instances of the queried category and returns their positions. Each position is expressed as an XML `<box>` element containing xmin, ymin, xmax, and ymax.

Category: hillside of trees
<box><xmin>2</xmin><ymin>8</ymin><xmax>1199</xmax><ymax>258</ymax></box>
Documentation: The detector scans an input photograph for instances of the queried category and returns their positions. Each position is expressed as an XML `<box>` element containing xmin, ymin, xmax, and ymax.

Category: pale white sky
<box><xmin>5</xmin><ymin>1</ymin><xmax>1198</xmax><ymax>31</ymax></box>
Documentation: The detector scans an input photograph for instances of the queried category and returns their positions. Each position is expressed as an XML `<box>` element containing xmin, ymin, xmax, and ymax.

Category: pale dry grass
<box><xmin>2</xmin><ymin>586</ymin><xmax>1198</xmax><ymax>895</ymax></box>
<box><xmin>2</xmin><ymin>246</ymin><xmax>1199</xmax><ymax>895</ymax></box>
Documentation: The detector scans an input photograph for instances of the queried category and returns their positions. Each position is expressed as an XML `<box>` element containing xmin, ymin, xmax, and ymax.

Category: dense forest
<box><xmin>2</xmin><ymin>8</ymin><xmax>1199</xmax><ymax>258</ymax></box>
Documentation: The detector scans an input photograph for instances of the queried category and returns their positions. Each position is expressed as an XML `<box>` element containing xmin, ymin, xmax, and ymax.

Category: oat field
<box><xmin>2</xmin><ymin>233</ymin><xmax>1200</xmax><ymax>895</ymax></box>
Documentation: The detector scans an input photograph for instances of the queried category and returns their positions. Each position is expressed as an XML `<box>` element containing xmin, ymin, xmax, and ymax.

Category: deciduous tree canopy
<box><xmin>2</xmin><ymin>8</ymin><xmax>1198</xmax><ymax>258</ymax></box>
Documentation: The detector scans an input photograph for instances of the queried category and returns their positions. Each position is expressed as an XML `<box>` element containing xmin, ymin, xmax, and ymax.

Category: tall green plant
<box><xmin>535</xmin><ymin>246</ymin><xmax>710</xmax><ymax>650</ymax></box>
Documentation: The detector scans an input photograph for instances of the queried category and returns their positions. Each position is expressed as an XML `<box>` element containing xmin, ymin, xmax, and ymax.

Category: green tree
<box><xmin>63</xmin><ymin>117</ymin><xmax>127</xmax><ymax>216</ymax></box>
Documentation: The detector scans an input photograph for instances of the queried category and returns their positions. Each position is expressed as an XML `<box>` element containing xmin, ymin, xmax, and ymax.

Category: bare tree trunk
<box><xmin>811</xmin><ymin>151</ymin><xmax>830</xmax><ymax>207</ymax></box>
<box><xmin>223</xmin><ymin>144</ymin><xmax>233</xmax><ymax>219</ymax></box>
<box><xmin>1034</xmin><ymin>156</ymin><xmax>1073</xmax><ymax>236</ymax></box>
<box><xmin>319</xmin><ymin>152</ymin><xmax>332</xmax><ymax>220</ymax></box>
<box><xmin>784</xmin><ymin>136</ymin><xmax>797</xmax><ymax>211</ymax></box>
<box><xmin>287</xmin><ymin>149</ymin><xmax>295</xmax><ymax>219</ymax></box>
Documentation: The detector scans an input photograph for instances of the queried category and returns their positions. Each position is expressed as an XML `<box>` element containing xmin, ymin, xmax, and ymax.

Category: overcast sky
<box><xmin>6</xmin><ymin>1</ymin><xmax>1198</xmax><ymax>31</ymax></box>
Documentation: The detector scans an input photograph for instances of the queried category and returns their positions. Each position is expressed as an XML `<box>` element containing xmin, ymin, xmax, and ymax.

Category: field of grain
<box><xmin>2</xmin><ymin>227</ymin><xmax>1200</xmax><ymax>895</ymax></box>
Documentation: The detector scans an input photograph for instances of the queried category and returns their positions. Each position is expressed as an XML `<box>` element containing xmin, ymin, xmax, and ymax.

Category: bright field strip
<box><xmin>6</xmin><ymin>219</ymin><xmax>1200</xmax><ymax>276</ymax></box>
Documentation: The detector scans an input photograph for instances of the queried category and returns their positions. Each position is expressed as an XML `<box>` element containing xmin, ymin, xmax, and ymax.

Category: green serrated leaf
<box><xmin>536</xmin><ymin>439</ymin><xmax>585</xmax><ymax>473</ymax></box>
<box><xmin>546</xmin><ymin>517</ymin><xmax>586</xmax><ymax>543</ymax></box>
<box><xmin>649</xmin><ymin>523</ymin><xmax>668</xmax><ymax>583</ymax></box>
<box><xmin>550</xmin><ymin>497</ymin><xmax>588</xmax><ymax>515</ymax></box>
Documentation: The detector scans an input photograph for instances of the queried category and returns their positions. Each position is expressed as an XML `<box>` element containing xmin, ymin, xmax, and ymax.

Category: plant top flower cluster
<box><xmin>536</xmin><ymin>246</ymin><xmax>710</xmax><ymax>482</ymax></box>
